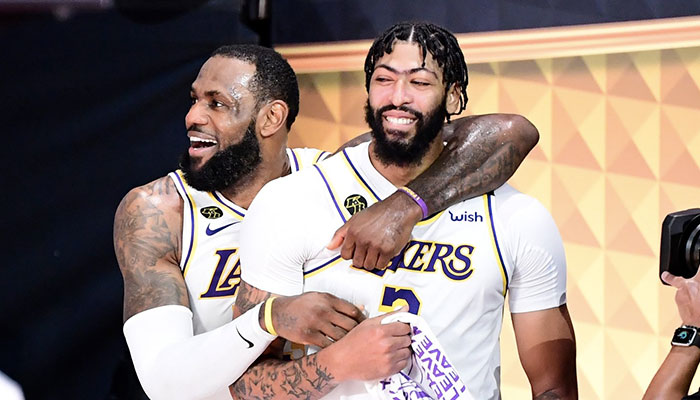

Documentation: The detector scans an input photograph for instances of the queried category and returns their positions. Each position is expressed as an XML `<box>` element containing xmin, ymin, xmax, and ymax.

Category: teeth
<box><xmin>386</xmin><ymin>116</ymin><xmax>414</xmax><ymax>125</ymax></box>
<box><xmin>190</xmin><ymin>137</ymin><xmax>217</xmax><ymax>144</ymax></box>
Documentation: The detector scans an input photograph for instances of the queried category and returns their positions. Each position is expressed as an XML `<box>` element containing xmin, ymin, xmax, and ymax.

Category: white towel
<box><xmin>364</xmin><ymin>312</ymin><xmax>474</xmax><ymax>400</ymax></box>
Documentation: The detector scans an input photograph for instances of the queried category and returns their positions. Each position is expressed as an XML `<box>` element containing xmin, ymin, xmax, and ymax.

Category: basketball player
<box><xmin>234</xmin><ymin>22</ymin><xmax>577</xmax><ymax>399</ymax></box>
<box><xmin>114</xmin><ymin>44</ymin><xmax>538</xmax><ymax>399</ymax></box>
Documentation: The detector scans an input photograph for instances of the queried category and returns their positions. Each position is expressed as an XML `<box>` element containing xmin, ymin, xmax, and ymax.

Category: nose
<box><xmin>390</xmin><ymin>79</ymin><xmax>412</xmax><ymax>107</ymax></box>
<box><xmin>185</xmin><ymin>102</ymin><xmax>207</xmax><ymax>128</ymax></box>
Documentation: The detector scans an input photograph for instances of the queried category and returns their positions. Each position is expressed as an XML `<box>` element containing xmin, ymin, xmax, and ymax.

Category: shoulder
<box><xmin>116</xmin><ymin>175</ymin><xmax>183</xmax><ymax>220</ymax></box>
<box><xmin>492</xmin><ymin>184</ymin><xmax>551</xmax><ymax>224</ymax></box>
<box><xmin>113</xmin><ymin>176</ymin><xmax>184</xmax><ymax>260</ymax></box>
<box><xmin>288</xmin><ymin>147</ymin><xmax>331</xmax><ymax>170</ymax></box>
<box><xmin>249</xmin><ymin>166</ymin><xmax>328</xmax><ymax>220</ymax></box>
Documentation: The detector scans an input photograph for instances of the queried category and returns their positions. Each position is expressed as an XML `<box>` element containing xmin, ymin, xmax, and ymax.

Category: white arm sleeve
<box><xmin>123</xmin><ymin>303</ymin><xmax>275</xmax><ymax>400</ymax></box>
<box><xmin>494</xmin><ymin>186</ymin><xmax>567</xmax><ymax>313</ymax></box>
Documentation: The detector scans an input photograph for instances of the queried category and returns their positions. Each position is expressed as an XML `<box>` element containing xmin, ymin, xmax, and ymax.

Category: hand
<box><xmin>319</xmin><ymin>311</ymin><xmax>412</xmax><ymax>382</ymax></box>
<box><xmin>271</xmin><ymin>292</ymin><xmax>366</xmax><ymax>348</ymax></box>
<box><xmin>662</xmin><ymin>270</ymin><xmax>700</xmax><ymax>326</ymax></box>
<box><xmin>327</xmin><ymin>191</ymin><xmax>422</xmax><ymax>270</ymax></box>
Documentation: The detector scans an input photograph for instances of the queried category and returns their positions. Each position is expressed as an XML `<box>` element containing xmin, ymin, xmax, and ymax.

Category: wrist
<box><xmin>316</xmin><ymin>345</ymin><xmax>347</xmax><ymax>383</ymax></box>
<box><xmin>258</xmin><ymin>297</ymin><xmax>279</xmax><ymax>336</ymax></box>
<box><xmin>393</xmin><ymin>189</ymin><xmax>426</xmax><ymax>223</ymax></box>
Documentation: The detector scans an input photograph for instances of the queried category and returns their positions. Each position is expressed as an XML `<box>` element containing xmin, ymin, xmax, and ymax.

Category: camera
<box><xmin>660</xmin><ymin>208</ymin><xmax>700</xmax><ymax>281</ymax></box>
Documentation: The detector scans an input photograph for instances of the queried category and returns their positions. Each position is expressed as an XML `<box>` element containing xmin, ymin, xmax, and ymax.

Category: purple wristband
<box><xmin>398</xmin><ymin>186</ymin><xmax>429</xmax><ymax>219</ymax></box>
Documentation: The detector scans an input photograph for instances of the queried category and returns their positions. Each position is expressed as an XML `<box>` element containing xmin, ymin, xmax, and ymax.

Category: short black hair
<box><xmin>211</xmin><ymin>44</ymin><xmax>299</xmax><ymax>130</ymax></box>
<box><xmin>364</xmin><ymin>21</ymin><xmax>468</xmax><ymax>119</ymax></box>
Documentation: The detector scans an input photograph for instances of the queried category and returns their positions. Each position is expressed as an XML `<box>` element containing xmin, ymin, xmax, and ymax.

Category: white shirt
<box><xmin>241</xmin><ymin>142</ymin><xmax>567</xmax><ymax>399</ymax></box>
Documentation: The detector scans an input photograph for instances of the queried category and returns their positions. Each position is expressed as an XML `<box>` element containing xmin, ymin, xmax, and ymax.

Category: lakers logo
<box><xmin>200</xmin><ymin>206</ymin><xmax>223</xmax><ymax>219</ymax></box>
<box><xmin>344</xmin><ymin>194</ymin><xmax>367</xmax><ymax>215</ymax></box>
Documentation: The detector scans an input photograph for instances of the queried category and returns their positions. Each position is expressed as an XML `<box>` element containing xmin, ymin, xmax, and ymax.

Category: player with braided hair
<box><xmin>233</xmin><ymin>21</ymin><xmax>576</xmax><ymax>400</ymax></box>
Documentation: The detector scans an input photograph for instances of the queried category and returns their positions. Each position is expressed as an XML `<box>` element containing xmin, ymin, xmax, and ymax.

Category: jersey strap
<box><xmin>169</xmin><ymin>170</ymin><xmax>198</xmax><ymax>273</ymax></box>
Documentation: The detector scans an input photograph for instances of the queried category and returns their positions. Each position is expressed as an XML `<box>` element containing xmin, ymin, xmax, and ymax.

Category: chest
<box><xmin>303</xmin><ymin>199</ymin><xmax>509</xmax><ymax>326</ymax></box>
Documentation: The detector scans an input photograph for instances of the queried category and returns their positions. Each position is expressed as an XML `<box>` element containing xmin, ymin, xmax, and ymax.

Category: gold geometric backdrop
<box><xmin>286</xmin><ymin>43</ymin><xmax>700</xmax><ymax>399</ymax></box>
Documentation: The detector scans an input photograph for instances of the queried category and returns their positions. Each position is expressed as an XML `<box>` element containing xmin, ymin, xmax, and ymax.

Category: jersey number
<box><xmin>379</xmin><ymin>285</ymin><xmax>422</xmax><ymax>315</ymax></box>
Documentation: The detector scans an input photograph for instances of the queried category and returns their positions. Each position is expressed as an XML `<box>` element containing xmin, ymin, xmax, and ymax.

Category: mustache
<box><xmin>375</xmin><ymin>105</ymin><xmax>423</xmax><ymax>120</ymax></box>
<box><xmin>187</xmin><ymin>125</ymin><xmax>208</xmax><ymax>134</ymax></box>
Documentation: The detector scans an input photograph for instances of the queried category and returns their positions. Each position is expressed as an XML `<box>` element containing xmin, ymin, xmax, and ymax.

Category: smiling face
<box><xmin>179</xmin><ymin>56</ymin><xmax>263</xmax><ymax>192</ymax></box>
<box><xmin>365</xmin><ymin>41</ymin><xmax>456</xmax><ymax>166</ymax></box>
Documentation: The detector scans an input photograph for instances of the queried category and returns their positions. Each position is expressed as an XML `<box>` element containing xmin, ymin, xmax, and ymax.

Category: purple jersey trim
<box><xmin>304</xmin><ymin>255</ymin><xmax>342</xmax><ymax>276</ymax></box>
<box><xmin>341</xmin><ymin>148</ymin><xmax>381</xmax><ymax>201</ymax></box>
<box><xmin>313</xmin><ymin>164</ymin><xmax>347</xmax><ymax>223</ymax></box>
<box><xmin>487</xmin><ymin>194</ymin><xmax>509</xmax><ymax>288</ymax></box>
<box><xmin>172</xmin><ymin>172</ymin><xmax>196</xmax><ymax>271</ymax></box>
<box><xmin>290</xmin><ymin>148</ymin><xmax>300</xmax><ymax>171</ymax></box>
<box><xmin>211</xmin><ymin>191</ymin><xmax>245</xmax><ymax>218</ymax></box>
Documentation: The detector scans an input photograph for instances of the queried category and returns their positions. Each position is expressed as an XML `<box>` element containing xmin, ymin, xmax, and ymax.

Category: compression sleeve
<box><xmin>123</xmin><ymin>303</ymin><xmax>275</xmax><ymax>400</ymax></box>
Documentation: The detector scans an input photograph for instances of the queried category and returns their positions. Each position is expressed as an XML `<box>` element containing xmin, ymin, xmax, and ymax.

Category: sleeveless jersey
<box><xmin>169</xmin><ymin>147</ymin><xmax>329</xmax><ymax>334</ymax></box>
<box><xmin>241</xmin><ymin>141</ymin><xmax>567</xmax><ymax>399</ymax></box>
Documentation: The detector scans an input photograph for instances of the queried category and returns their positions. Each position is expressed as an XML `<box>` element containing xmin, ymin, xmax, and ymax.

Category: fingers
<box><xmin>375</xmin><ymin>252</ymin><xmax>393</xmax><ymax>271</ymax></box>
<box><xmin>381</xmin><ymin>321</ymin><xmax>412</xmax><ymax>337</ymax></box>
<box><xmin>340</xmin><ymin>235</ymin><xmax>355</xmax><ymax>261</ymax></box>
<box><xmin>663</xmin><ymin>271</ymin><xmax>685</xmax><ymax>288</ymax></box>
<box><xmin>352</xmin><ymin>243</ymin><xmax>367</xmax><ymax>271</ymax></box>
<box><xmin>307</xmin><ymin>332</ymin><xmax>334</xmax><ymax>349</ymax></box>
<box><xmin>326</xmin><ymin>225</ymin><xmax>346</xmax><ymax>250</ymax></box>
<box><xmin>328</xmin><ymin>295</ymin><xmax>366</xmax><ymax>323</ymax></box>
<box><xmin>360</xmin><ymin>247</ymin><xmax>381</xmax><ymax>271</ymax></box>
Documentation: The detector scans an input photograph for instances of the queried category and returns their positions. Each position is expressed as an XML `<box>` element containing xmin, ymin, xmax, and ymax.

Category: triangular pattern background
<box><xmin>289</xmin><ymin>46</ymin><xmax>700</xmax><ymax>399</ymax></box>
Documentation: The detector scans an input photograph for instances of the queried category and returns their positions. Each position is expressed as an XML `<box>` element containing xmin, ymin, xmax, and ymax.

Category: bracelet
<box><xmin>263</xmin><ymin>297</ymin><xmax>278</xmax><ymax>336</ymax></box>
<box><xmin>397</xmin><ymin>186</ymin><xmax>429</xmax><ymax>219</ymax></box>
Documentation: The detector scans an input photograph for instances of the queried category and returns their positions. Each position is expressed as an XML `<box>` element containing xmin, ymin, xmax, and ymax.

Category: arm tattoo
<box><xmin>235</xmin><ymin>280</ymin><xmax>272</xmax><ymax>315</ymax></box>
<box><xmin>407</xmin><ymin>115</ymin><xmax>535</xmax><ymax>214</ymax></box>
<box><xmin>231</xmin><ymin>353</ymin><xmax>336</xmax><ymax>400</ymax></box>
<box><xmin>114</xmin><ymin>178</ymin><xmax>186</xmax><ymax>321</ymax></box>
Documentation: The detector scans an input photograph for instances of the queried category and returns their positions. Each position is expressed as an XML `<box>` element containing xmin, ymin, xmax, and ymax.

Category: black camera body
<box><xmin>660</xmin><ymin>208</ymin><xmax>700</xmax><ymax>282</ymax></box>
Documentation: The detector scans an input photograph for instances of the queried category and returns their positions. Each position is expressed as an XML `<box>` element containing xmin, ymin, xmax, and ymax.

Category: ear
<box><xmin>257</xmin><ymin>100</ymin><xmax>289</xmax><ymax>138</ymax></box>
<box><xmin>445</xmin><ymin>84</ymin><xmax>461</xmax><ymax>115</ymax></box>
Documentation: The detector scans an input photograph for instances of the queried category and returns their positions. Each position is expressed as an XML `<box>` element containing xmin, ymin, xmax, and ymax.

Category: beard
<box><xmin>179</xmin><ymin>120</ymin><xmax>262</xmax><ymax>193</ymax></box>
<box><xmin>364</xmin><ymin>98</ymin><xmax>446</xmax><ymax>167</ymax></box>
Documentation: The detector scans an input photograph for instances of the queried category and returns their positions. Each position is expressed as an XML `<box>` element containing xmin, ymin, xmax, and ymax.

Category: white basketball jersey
<box><xmin>305</xmin><ymin>148</ymin><xmax>509</xmax><ymax>399</ymax></box>
<box><xmin>169</xmin><ymin>147</ymin><xmax>329</xmax><ymax>334</ymax></box>
<box><xmin>241</xmin><ymin>141</ymin><xmax>566</xmax><ymax>400</ymax></box>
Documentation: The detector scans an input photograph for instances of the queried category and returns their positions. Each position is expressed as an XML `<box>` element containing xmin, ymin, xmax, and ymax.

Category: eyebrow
<box><xmin>374</xmin><ymin>64</ymin><xmax>438</xmax><ymax>79</ymax></box>
<box><xmin>189</xmin><ymin>87</ymin><xmax>227</xmax><ymax>98</ymax></box>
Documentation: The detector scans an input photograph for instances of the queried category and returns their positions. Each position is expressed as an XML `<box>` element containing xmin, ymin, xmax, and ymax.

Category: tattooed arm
<box><xmin>329</xmin><ymin>113</ymin><xmax>539</xmax><ymax>270</ymax></box>
<box><xmin>115</xmin><ymin>177</ymin><xmax>278</xmax><ymax>400</ymax></box>
<box><xmin>231</xmin><ymin>281</ymin><xmax>411</xmax><ymax>400</ymax></box>
<box><xmin>115</xmin><ymin>176</ymin><xmax>186</xmax><ymax>322</ymax></box>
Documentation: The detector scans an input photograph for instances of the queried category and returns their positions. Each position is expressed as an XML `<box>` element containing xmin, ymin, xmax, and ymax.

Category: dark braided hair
<box><xmin>364</xmin><ymin>21</ymin><xmax>469</xmax><ymax>120</ymax></box>
<box><xmin>211</xmin><ymin>44</ymin><xmax>299</xmax><ymax>130</ymax></box>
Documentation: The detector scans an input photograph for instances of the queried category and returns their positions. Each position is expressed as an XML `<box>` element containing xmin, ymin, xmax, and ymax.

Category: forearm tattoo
<box><xmin>408</xmin><ymin>118</ymin><xmax>526</xmax><ymax>214</ymax></box>
<box><xmin>231</xmin><ymin>353</ymin><xmax>336</xmax><ymax>400</ymax></box>
<box><xmin>114</xmin><ymin>178</ymin><xmax>186</xmax><ymax>321</ymax></box>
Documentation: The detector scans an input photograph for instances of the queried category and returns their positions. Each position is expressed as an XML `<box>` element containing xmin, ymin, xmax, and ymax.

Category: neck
<box><xmin>219</xmin><ymin>146</ymin><xmax>290</xmax><ymax>209</ymax></box>
<box><xmin>368</xmin><ymin>134</ymin><xmax>444</xmax><ymax>187</ymax></box>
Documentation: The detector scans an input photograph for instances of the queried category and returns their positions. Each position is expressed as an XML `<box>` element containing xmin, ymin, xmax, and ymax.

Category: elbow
<box><xmin>505</xmin><ymin>114</ymin><xmax>539</xmax><ymax>151</ymax></box>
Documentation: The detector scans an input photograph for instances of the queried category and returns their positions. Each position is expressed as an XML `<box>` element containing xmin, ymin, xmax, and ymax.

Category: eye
<box><xmin>374</xmin><ymin>76</ymin><xmax>393</xmax><ymax>83</ymax></box>
<box><xmin>189</xmin><ymin>96</ymin><xmax>197</xmax><ymax>105</ymax></box>
<box><xmin>209</xmin><ymin>100</ymin><xmax>225</xmax><ymax>109</ymax></box>
<box><xmin>412</xmin><ymin>80</ymin><xmax>431</xmax><ymax>87</ymax></box>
